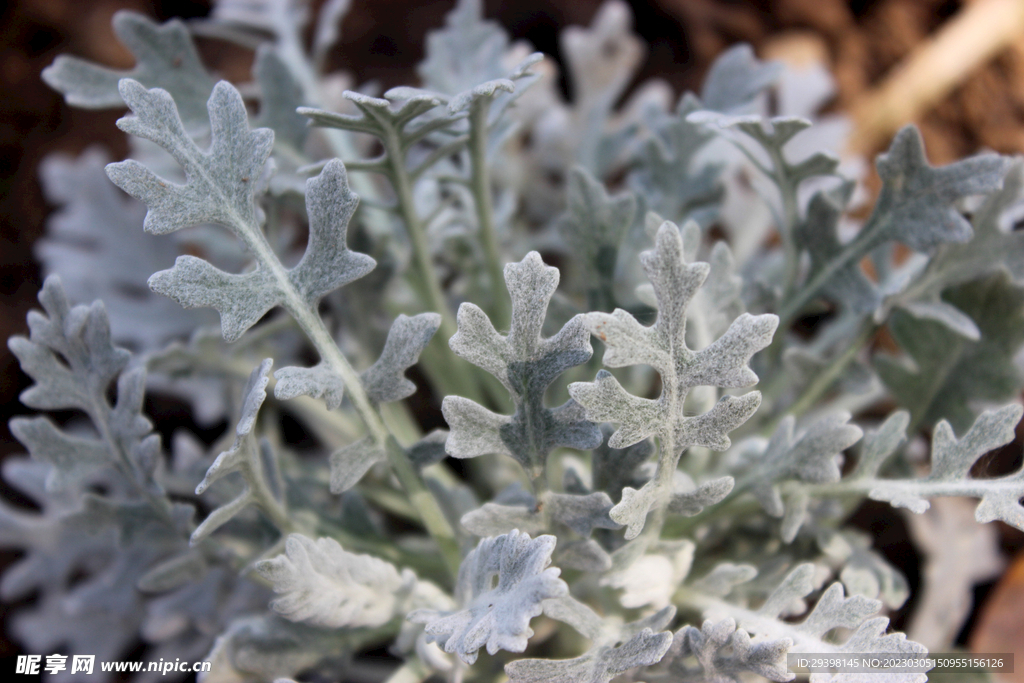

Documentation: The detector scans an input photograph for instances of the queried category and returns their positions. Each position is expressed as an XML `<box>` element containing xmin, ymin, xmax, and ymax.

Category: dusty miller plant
<box><xmin>7</xmin><ymin>0</ymin><xmax>1024</xmax><ymax>681</ymax></box>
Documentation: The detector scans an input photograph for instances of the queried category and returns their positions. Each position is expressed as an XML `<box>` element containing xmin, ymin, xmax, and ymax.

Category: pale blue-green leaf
<box><xmin>191</xmin><ymin>359</ymin><xmax>272</xmax><ymax>545</ymax></box>
<box><xmin>254</xmin><ymin>45</ymin><xmax>307</xmax><ymax>152</ymax></box>
<box><xmin>461</xmin><ymin>504</ymin><xmax>544</xmax><ymax>537</ymax></box>
<box><xmin>555</xmin><ymin>539</ymin><xmax>613</xmax><ymax>572</ymax></box>
<box><xmin>417</xmin><ymin>0</ymin><xmax>510</xmax><ymax>97</ymax></box>
<box><xmin>876</xmin><ymin>272</ymin><xmax>1024</xmax><ymax>432</ymax></box>
<box><xmin>445</xmin><ymin>253</ymin><xmax>601</xmax><ymax>471</ymax></box>
<box><xmin>36</xmin><ymin>148</ymin><xmax>210</xmax><ymax>349</ymax></box>
<box><xmin>569</xmin><ymin>370</ymin><xmax>661</xmax><ymax>450</ymax></box>
<box><xmin>669</xmin><ymin>617</ymin><xmax>793</xmax><ymax>683</ymax></box>
<box><xmin>442</xmin><ymin>396</ymin><xmax>513</xmax><ymax>459</ymax></box>
<box><xmin>871</xmin><ymin>125</ymin><xmax>1007</xmax><ymax>252</ymax></box>
<box><xmin>669</xmin><ymin>476</ymin><xmax>734</xmax><ymax>516</ymax></box>
<box><xmin>255</xmin><ymin>534</ymin><xmax>423</xmax><ymax>628</ymax></box>
<box><xmin>752</xmin><ymin>413</ymin><xmax>862</xmax><ymax>517</ymax></box>
<box><xmin>407</xmin><ymin>429</ymin><xmax>449</xmax><ymax>469</ymax></box>
<box><xmin>10</xmin><ymin>276</ymin><xmax>129</xmax><ymax>413</ymax></box>
<box><xmin>505</xmin><ymin>626</ymin><xmax>672</xmax><ymax>683</ymax></box>
<box><xmin>868</xmin><ymin>404</ymin><xmax>1024</xmax><ymax>529</ymax></box>
<box><xmin>137</xmin><ymin>552</ymin><xmax>208</xmax><ymax>593</ymax></box>
<box><xmin>558</xmin><ymin>166</ymin><xmax>637</xmax><ymax>311</ymax></box>
<box><xmin>288</xmin><ymin>159</ymin><xmax>376</xmax><ymax>308</ymax></box>
<box><xmin>9</xmin><ymin>418</ymin><xmax>110</xmax><ymax>492</ymax></box>
<box><xmin>409</xmin><ymin>530</ymin><xmax>567</xmax><ymax>664</ymax></box>
<box><xmin>630</xmin><ymin>94</ymin><xmax>723</xmax><ymax>226</ymax></box>
<box><xmin>796</xmin><ymin>182</ymin><xmax>879</xmax><ymax>313</ymax></box>
<box><xmin>107</xmin><ymin>79</ymin><xmax>273</xmax><ymax>236</ymax></box>
<box><xmin>851</xmin><ymin>410</ymin><xmax>910</xmax><ymax>480</ymax></box>
<box><xmin>548</xmin><ymin>492</ymin><xmax>620</xmax><ymax>536</ymax></box>
<box><xmin>329</xmin><ymin>438</ymin><xmax>387</xmax><ymax>494</ymax></box>
<box><xmin>274</xmin><ymin>363</ymin><xmax>346</xmax><ymax>411</ymax></box>
<box><xmin>41</xmin><ymin>11</ymin><xmax>214</xmax><ymax>130</ymax></box>
<box><xmin>730</xmin><ymin>564</ymin><xmax>928</xmax><ymax>682</ymax></box>
<box><xmin>592</xmin><ymin>426</ymin><xmax>653</xmax><ymax>500</ymax></box>
<box><xmin>900</xmin><ymin>299</ymin><xmax>980</xmax><ymax>340</ymax></box>
<box><xmin>610</xmin><ymin>483</ymin><xmax>657</xmax><ymax>540</ymax></box>
<box><xmin>691</xmin><ymin>563</ymin><xmax>758</xmax><ymax>598</ymax></box>
<box><xmin>361</xmin><ymin>313</ymin><xmax>441</xmax><ymax>403</ymax></box>
<box><xmin>700</xmin><ymin>43</ymin><xmax>782</xmax><ymax>113</ymax></box>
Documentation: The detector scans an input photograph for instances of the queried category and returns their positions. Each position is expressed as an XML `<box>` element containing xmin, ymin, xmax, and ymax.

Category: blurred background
<box><xmin>3</xmin><ymin>0</ymin><xmax>1024</xmax><ymax>679</ymax></box>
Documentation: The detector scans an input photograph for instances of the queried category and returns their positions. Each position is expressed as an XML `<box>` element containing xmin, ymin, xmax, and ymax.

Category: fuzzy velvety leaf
<box><xmin>409</xmin><ymin>530</ymin><xmax>567</xmax><ymax>664</ymax></box>
<box><xmin>871</xmin><ymin>126</ymin><xmax>1007</xmax><ymax>252</ymax></box>
<box><xmin>751</xmin><ymin>412</ymin><xmax>863</xmax><ymax>519</ymax></box>
<box><xmin>797</xmin><ymin>182</ymin><xmax>879</xmax><ymax>313</ymax></box>
<box><xmin>329</xmin><ymin>439</ymin><xmax>387</xmax><ymax>494</ymax></box>
<box><xmin>443</xmin><ymin>253</ymin><xmax>601</xmax><ymax>472</ymax></box>
<box><xmin>254</xmin><ymin>45</ymin><xmax>307</xmax><ymax>151</ymax></box>
<box><xmin>42</xmin><ymin>11</ymin><xmax>214</xmax><ymax>130</ymax></box>
<box><xmin>108</xmin><ymin>80</ymin><xmax>374</xmax><ymax>342</ymax></box>
<box><xmin>699</xmin><ymin>44</ymin><xmax>782</xmax><ymax>114</ymax></box>
<box><xmin>361</xmin><ymin>313</ymin><xmax>441</xmax><ymax>403</ymax></box>
<box><xmin>274</xmin><ymin>363</ymin><xmax>346</xmax><ymax>411</ymax></box>
<box><xmin>868</xmin><ymin>404</ymin><xmax>1024</xmax><ymax>530</ymax></box>
<box><xmin>558</xmin><ymin>166</ymin><xmax>637</xmax><ymax>311</ymax></box>
<box><xmin>191</xmin><ymin>359</ymin><xmax>273</xmax><ymax>544</ymax></box>
<box><xmin>256</xmin><ymin>534</ymin><xmax>439</xmax><ymax>628</ymax></box>
<box><xmin>876</xmin><ymin>272</ymin><xmax>1024</xmax><ymax>432</ymax></box>
<box><xmin>669</xmin><ymin>617</ymin><xmax>793</xmax><ymax>683</ymax></box>
<box><xmin>669</xmin><ymin>476</ymin><xmax>734</xmax><ymax>516</ymax></box>
<box><xmin>505</xmin><ymin>614</ymin><xmax>673</xmax><ymax>683</ymax></box>
<box><xmin>570</xmin><ymin>223</ymin><xmax>774</xmax><ymax>537</ymax></box>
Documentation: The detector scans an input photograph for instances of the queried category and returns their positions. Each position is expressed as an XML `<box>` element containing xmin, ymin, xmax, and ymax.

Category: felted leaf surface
<box><xmin>876</xmin><ymin>272</ymin><xmax>1024</xmax><ymax>432</ymax></box>
<box><xmin>106</xmin><ymin>80</ymin><xmax>374</xmax><ymax>342</ymax></box>
<box><xmin>256</xmin><ymin>534</ymin><xmax>443</xmax><ymax>628</ymax></box>
<box><xmin>558</xmin><ymin>166</ymin><xmax>637</xmax><ymax>311</ymax></box>
<box><xmin>361</xmin><ymin>313</ymin><xmax>441</xmax><ymax>403</ymax></box>
<box><xmin>36</xmin><ymin>148</ymin><xmax>211</xmax><ymax>349</ymax></box>
<box><xmin>505</xmin><ymin>609</ymin><xmax>674</xmax><ymax>683</ymax></box>
<box><xmin>669</xmin><ymin>617</ymin><xmax>793</xmax><ymax>683</ymax></box>
<box><xmin>797</xmin><ymin>182</ymin><xmax>879</xmax><ymax>313</ymax></box>
<box><xmin>867</xmin><ymin>404</ymin><xmax>1024</xmax><ymax>530</ymax></box>
<box><xmin>572</xmin><ymin>223</ymin><xmax>776</xmax><ymax>450</ymax></box>
<box><xmin>409</xmin><ymin>530</ymin><xmax>567</xmax><ymax>664</ymax></box>
<box><xmin>443</xmin><ymin>252</ymin><xmax>602</xmax><ymax>473</ymax></box>
<box><xmin>751</xmin><ymin>412</ymin><xmax>863</xmax><ymax>519</ymax></box>
<box><xmin>329</xmin><ymin>438</ymin><xmax>386</xmax><ymax>494</ymax></box>
<box><xmin>42</xmin><ymin>11</ymin><xmax>215</xmax><ymax>130</ymax></box>
<box><xmin>191</xmin><ymin>359</ymin><xmax>274</xmax><ymax>544</ymax></box>
<box><xmin>719</xmin><ymin>564</ymin><xmax>929</xmax><ymax>682</ymax></box>
<box><xmin>569</xmin><ymin>222</ymin><xmax>776</xmax><ymax>537</ymax></box>
<box><xmin>870</xmin><ymin>126</ymin><xmax>1007</xmax><ymax>252</ymax></box>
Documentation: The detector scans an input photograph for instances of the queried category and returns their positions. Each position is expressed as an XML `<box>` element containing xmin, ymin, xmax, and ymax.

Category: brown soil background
<box><xmin>3</xmin><ymin>0</ymin><xmax>1024</xmax><ymax>678</ymax></box>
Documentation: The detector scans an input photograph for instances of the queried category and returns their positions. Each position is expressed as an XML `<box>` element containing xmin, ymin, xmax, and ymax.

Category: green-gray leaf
<box><xmin>408</xmin><ymin>530</ymin><xmax>567</xmax><ymax>664</ymax></box>
<box><xmin>42</xmin><ymin>11</ymin><xmax>215</xmax><ymax>131</ymax></box>
<box><xmin>443</xmin><ymin>252</ymin><xmax>602</xmax><ymax>473</ymax></box>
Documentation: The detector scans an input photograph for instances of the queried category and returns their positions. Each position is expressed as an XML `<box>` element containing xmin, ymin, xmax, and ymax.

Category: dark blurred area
<box><xmin>3</xmin><ymin>0</ymin><xmax>1024</xmax><ymax>677</ymax></box>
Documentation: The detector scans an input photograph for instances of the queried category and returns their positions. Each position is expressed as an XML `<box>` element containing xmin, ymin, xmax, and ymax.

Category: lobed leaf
<box><xmin>443</xmin><ymin>253</ymin><xmax>602</xmax><ymax>473</ymax></box>
<box><xmin>42</xmin><ymin>11</ymin><xmax>214</xmax><ymax>130</ymax></box>
<box><xmin>409</xmin><ymin>530</ymin><xmax>567</xmax><ymax>664</ymax></box>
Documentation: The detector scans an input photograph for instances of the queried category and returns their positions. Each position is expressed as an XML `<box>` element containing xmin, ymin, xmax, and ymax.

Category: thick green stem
<box><xmin>468</xmin><ymin>99</ymin><xmax>511</xmax><ymax>329</ymax></box>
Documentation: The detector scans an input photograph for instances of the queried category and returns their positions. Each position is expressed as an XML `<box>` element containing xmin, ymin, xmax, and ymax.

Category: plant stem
<box><xmin>468</xmin><ymin>99</ymin><xmax>511</xmax><ymax>329</ymax></box>
<box><xmin>381</xmin><ymin>128</ymin><xmax>491</xmax><ymax>405</ymax></box>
